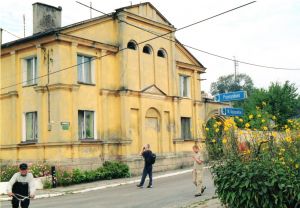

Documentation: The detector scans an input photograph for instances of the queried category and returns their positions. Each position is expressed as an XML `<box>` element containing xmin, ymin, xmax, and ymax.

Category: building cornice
<box><xmin>0</xmin><ymin>91</ymin><xmax>18</xmax><ymax>100</ymax></box>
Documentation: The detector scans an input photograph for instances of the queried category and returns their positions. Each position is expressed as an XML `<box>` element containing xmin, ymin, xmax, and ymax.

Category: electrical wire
<box><xmin>77</xmin><ymin>1</ymin><xmax>300</xmax><ymax>71</ymax></box>
<box><xmin>0</xmin><ymin>1</ymin><xmax>261</xmax><ymax>91</ymax></box>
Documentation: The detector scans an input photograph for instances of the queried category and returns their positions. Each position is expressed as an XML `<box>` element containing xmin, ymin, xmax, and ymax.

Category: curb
<box><xmin>0</xmin><ymin>166</ymin><xmax>211</xmax><ymax>201</ymax></box>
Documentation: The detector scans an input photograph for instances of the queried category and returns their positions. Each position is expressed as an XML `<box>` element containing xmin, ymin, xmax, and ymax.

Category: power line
<box><xmin>77</xmin><ymin>1</ymin><xmax>300</xmax><ymax>71</ymax></box>
<box><xmin>0</xmin><ymin>1</ymin><xmax>261</xmax><ymax>91</ymax></box>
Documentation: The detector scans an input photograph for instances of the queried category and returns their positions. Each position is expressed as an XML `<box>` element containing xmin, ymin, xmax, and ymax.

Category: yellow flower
<box><xmin>262</xmin><ymin>126</ymin><xmax>268</xmax><ymax>131</ymax></box>
<box><xmin>222</xmin><ymin>138</ymin><xmax>227</xmax><ymax>144</ymax></box>
<box><xmin>261</xmin><ymin>119</ymin><xmax>265</xmax><ymax>123</ymax></box>
<box><xmin>239</xmin><ymin>118</ymin><xmax>243</xmax><ymax>123</ymax></box>
<box><xmin>205</xmin><ymin>128</ymin><xmax>209</xmax><ymax>131</ymax></box>
<box><xmin>288</xmin><ymin>119</ymin><xmax>293</xmax><ymax>123</ymax></box>
<box><xmin>245</xmin><ymin>123</ymin><xmax>250</xmax><ymax>128</ymax></box>
<box><xmin>215</xmin><ymin>128</ymin><xmax>220</xmax><ymax>133</ymax></box>
<box><xmin>212</xmin><ymin>139</ymin><xmax>216</xmax><ymax>143</ymax></box>
<box><xmin>217</xmin><ymin>121</ymin><xmax>222</xmax><ymax>126</ymax></box>
<box><xmin>296</xmin><ymin>164</ymin><xmax>299</xmax><ymax>169</ymax></box>
<box><xmin>284</xmin><ymin>125</ymin><xmax>288</xmax><ymax>129</ymax></box>
<box><xmin>249</xmin><ymin>115</ymin><xmax>254</xmax><ymax>119</ymax></box>
<box><xmin>285</xmin><ymin>128</ymin><xmax>290</xmax><ymax>133</ymax></box>
<box><xmin>272</xmin><ymin>116</ymin><xmax>276</xmax><ymax>120</ymax></box>
<box><xmin>213</xmin><ymin>124</ymin><xmax>218</xmax><ymax>128</ymax></box>
<box><xmin>224</xmin><ymin>127</ymin><xmax>229</xmax><ymax>132</ymax></box>
<box><xmin>257</xmin><ymin>114</ymin><xmax>262</xmax><ymax>118</ymax></box>
<box><xmin>285</xmin><ymin>137</ymin><xmax>292</xmax><ymax>143</ymax></box>
<box><xmin>271</xmin><ymin>132</ymin><xmax>277</xmax><ymax>137</ymax></box>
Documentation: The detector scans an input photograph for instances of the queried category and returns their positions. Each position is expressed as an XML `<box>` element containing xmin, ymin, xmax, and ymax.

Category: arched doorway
<box><xmin>144</xmin><ymin>108</ymin><xmax>161</xmax><ymax>153</ymax></box>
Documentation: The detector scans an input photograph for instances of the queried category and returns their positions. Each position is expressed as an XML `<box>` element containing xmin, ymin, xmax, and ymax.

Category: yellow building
<box><xmin>0</xmin><ymin>2</ymin><xmax>226</xmax><ymax>173</ymax></box>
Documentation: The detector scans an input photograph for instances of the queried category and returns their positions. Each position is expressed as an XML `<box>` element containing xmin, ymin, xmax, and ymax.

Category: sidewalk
<box><xmin>184</xmin><ymin>197</ymin><xmax>223</xmax><ymax>208</ymax></box>
<box><xmin>0</xmin><ymin>168</ymin><xmax>194</xmax><ymax>201</ymax></box>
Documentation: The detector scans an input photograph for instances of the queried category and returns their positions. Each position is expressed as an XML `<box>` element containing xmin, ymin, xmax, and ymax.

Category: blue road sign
<box><xmin>220</xmin><ymin>107</ymin><xmax>244</xmax><ymax>116</ymax></box>
<box><xmin>214</xmin><ymin>91</ymin><xmax>247</xmax><ymax>102</ymax></box>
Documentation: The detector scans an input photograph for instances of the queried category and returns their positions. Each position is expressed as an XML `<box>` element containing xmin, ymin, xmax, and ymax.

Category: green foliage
<box><xmin>29</xmin><ymin>163</ymin><xmax>51</xmax><ymax>178</ymax></box>
<box><xmin>56</xmin><ymin>161</ymin><xmax>130</xmax><ymax>187</ymax></box>
<box><xmin>237</xmin><ymin>81</ymin><xmax>300</xmax><ymax>128</ymax></box>
<box><xmin>0</xmin><ymin>163</ymin><xmax>50</xmax><ymax>182</ymax></box>
<box><xmin>213</xmin><ymin>157</ymin><xmax>300</xmax><ymax>208</ymax></box>
<box><xmin>205</xmin><ymin>119</ymin><xmax>224</xmax><ymax>160</ymax></box>
<box><xmin>42</xmin><ymin>177</ymin><xmax>52</xmax><ymax>189</ymax></box>
<box><xmin>210</xmin><ymin>73</ymin><xmax>254</xmax><ymax>95</ymax></box>
<box><xmin>0</xmin><ymin>165</ymin><xmax>19</xmax><ymax>182</ymax></box>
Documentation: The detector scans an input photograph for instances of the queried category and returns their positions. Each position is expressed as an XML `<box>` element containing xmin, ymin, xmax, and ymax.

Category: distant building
<box><xmin>0</xmin><ymin>2</ymin><xmax>227</xmax><ymax>173</ymax></box>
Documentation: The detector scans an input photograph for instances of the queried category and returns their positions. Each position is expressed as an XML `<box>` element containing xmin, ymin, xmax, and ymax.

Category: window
<box><xmin>179</xmin><ymin>75</ymin><xmax>191</xmax><ymax>97</ymax></box>
<box><xmin>77</xmin><ymin>55</ymin><xmax>93</xmax><ymax>84</ymax></box>
<box><xmin>157</xmin><ymin>49</ymin><xmax>166</xmax><ymax>58</ymax></box>
<box><xmin>143</xmin><ymin>45</ymin><xmax>152</xmax><ymax>54</ymax></box>
<box><xmin>78</xmin><ymin>110</ymin><xmax>94</xmax><ymax>139</ymax></box>
<box><xmin>127</xmin><ymin>41</ymin><xmax>137</xmax><ymax>50</ymax></box>
<box><xmin>24</xmin><ymin>57</ymin><xmax>37</xmax><ymax>85</ymax></box>
<box><xmin>25</xmin><ymin>112</ymin><xmax>38</xmax><ymax>141</ymax></box>
<box><xmin>181</xmin><ymin>117</ymin><xmax>191</xmax><ymax>139</ymax></box>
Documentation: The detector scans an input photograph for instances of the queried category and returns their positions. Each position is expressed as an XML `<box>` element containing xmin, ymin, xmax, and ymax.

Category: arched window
<box><xmin>157</xmin><ymin>49</ymin><xmax>166</xmax><ymax>58</ymax></box>
<box><xmin>143</xmin><ymin>45</ymin><xmax>152</xmax><ymax>54</ymax></box>
<box><xmin>127</xmin><ymin>41</ymin><xmax>137</xmax><ymax>50</ymax></box>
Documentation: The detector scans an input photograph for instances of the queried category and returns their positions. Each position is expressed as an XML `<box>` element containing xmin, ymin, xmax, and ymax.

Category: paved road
<box><xmin>1</xmin><ymin>169</ymin><xmax>215</xmax><ymax>208</ymax></box>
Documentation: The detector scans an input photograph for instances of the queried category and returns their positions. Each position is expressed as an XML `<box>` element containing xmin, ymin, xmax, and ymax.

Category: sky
<box><xmin>1</xmin><ymin>0</ymin><xmax>300</xmax><ymax>93</ymax></box>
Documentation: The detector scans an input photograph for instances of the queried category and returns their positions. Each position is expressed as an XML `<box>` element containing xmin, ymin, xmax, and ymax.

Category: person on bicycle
<box><xmin>7</xmin><ymin>163</ymin><xmax>35</xmax><ymax>208</ymax></box>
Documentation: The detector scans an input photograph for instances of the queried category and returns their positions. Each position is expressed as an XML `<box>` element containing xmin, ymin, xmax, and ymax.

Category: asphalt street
<box><xmin>1</xmin><ymin>169</ymin><xmax>215</xmax><ymax>208</ymax></box>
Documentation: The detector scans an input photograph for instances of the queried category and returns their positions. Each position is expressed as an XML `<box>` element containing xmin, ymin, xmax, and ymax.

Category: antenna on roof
<box><xmin>90</xmin><ymin>2</ymin><xmax>92</xmax><ymax>18</ymax></box>
<box><xmin>23</xmin><ymin>14</ymin><xmax>26</xmax><ymax>37</ymax></box>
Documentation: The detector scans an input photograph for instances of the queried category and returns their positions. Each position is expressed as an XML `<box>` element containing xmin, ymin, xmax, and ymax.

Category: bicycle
<box><xmin>11</xmin><ymin>193</ymin><xmax>31</xmax><ymax>208</ymax></box>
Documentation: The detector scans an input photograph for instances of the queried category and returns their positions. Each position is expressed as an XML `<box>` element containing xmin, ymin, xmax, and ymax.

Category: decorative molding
<box><xmin>34</xmin><ymin>83</ymin><xmax>80</xmax><ymax>93</ymax></box>
<box><xmin>0</xmin><ymin>91</ymin><xmax>18</xmax><ymax>99</ymax></box>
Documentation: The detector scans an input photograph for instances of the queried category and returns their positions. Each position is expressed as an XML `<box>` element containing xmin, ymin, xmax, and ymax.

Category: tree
<box><xmin>210</xmin><ymin>73</ymin><xmax>254</xmax><ymax>95</ymax></box>
<box><xmin>237</xmin><ymin>81</ymin><xmax>300</xmax><ymax>127</ymax></box>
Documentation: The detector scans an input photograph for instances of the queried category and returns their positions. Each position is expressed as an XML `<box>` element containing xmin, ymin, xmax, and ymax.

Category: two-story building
<box><xmin>0</xmin><ymin>2</ymin><xmax>226</xmax><ymax>173</ymax></box>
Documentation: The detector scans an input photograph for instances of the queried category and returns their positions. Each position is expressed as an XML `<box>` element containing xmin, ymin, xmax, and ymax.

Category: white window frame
<box><xmin>78</xmin><ymin>110</ymin><xmax>96</xmax><ymax>140</ymax></box>
<box><xmin>179</xmin><ymin>75</ymin><xmax>191</xmax><ymax>98</ymax></box>
<box><xmin>23</xmin><ymin>56</ymin><xmax>37</xmax><ymax>86</ymax></box>
<box><xmin>22</xmin><ymin>112</ymin><xmax>38</xmax><ymax>142</ymax></box>
<box><xmin>77</xmin><ymin>54</ymin><xmax>95</xmax><ymax>84</ymax></box>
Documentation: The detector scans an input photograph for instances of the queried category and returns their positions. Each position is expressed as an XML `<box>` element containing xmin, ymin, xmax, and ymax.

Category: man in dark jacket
<box><xmin>7</xmin><ymin>163</ymin><xmax>35</xmax><ymax>208</ymax></box>
<box><xmin>137</xmin><ymin>144</ymin><xmax>153</xmax><ymax>188</ymax></box>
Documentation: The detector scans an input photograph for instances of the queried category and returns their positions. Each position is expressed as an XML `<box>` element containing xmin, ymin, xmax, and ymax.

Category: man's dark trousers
<box><xmin>139</xmin><ymin>165</ymin><xmax>153</xmax><ymax>186</ymax></box>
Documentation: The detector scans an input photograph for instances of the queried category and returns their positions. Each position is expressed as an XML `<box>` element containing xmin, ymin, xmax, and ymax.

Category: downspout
<box><xmin>46</xmin><ymin>50</ymin><xmax>51</xmax><ymax>131</ymax></box>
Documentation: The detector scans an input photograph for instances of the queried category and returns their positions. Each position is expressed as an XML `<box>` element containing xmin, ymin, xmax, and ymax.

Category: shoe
<box><xmin>136</xmin><ymin>184</ymin><xmax>143</xmax><ymax>188</ymax></box>
<box><xmin>194</xmin><ymin>193</ymin><xmax>202</xmax><ymax>197</ymax></box>
<box><xmin>201</xmin><ymin>186</ymin><xmax>206</xmax><ymax>194</ymax></box>
<box><xmin>147</xmin><ymin>185</ymin><xmax>153</xmax><ymax>188</ymax></box>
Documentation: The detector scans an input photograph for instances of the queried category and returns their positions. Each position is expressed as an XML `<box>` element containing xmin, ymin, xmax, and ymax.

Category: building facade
<box><xmin>0</xmin><ymin>2</ymin><xmax>226</xmax><ymax>173</ymax></box>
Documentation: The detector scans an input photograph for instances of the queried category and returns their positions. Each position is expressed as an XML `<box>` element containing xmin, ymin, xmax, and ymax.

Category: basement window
<box><xmin>143</xmin><ymin>45</ymin><xmax>152</xmax><ymax>54</ymax></box>
<box><xmin>78</xmin><ymin>110</ymin><xmax>95</xmax><ymax>140</ymax></box>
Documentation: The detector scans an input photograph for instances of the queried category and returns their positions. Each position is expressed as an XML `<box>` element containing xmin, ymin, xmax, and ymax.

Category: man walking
<box><xmin>192</xmin><ymin>145</ymin><xmax>206</xmax><ymax>197</ymax></box>
<box><xmin>7</xmin><ymin>163</ymin><xmax>35</xmax><ymax>208</ymax></box>
<box><xmin>137</xmin><ymin>144</ymin><xmax>153</xmax><ymax>188</ymax></box>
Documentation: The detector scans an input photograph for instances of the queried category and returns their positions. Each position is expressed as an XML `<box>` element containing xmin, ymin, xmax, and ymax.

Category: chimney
<box><xmin>32</xmin><ymin>2</ymin><xmax>62</xmax><ymax>34</ymax></box>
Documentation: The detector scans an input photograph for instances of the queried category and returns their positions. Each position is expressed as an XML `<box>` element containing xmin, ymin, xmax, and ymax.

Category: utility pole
<box><xmin>90</xmin><ymin>2</ymin><xmax>92</xmax><ymax>18</ymax></box>
<box><xmin>233</xmin><ymin>56</ymin><xmax>239</xmax><ymax>82</ymax></box>
<box><xmin>23</xmin><ymin>14</ymin><xmax>26</xmax><ymax>37</ymax></box>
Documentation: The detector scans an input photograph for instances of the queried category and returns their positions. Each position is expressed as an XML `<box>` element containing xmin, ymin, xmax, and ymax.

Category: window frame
<box><xmin>78</xmin><ymin>110</ymin><xmax>95</xmax><ymax>140</ymax></box>
<box><xmin>181</xmin><ymin>117</ymin><xmax>191</xmax><ymax>139</ymax></box>
<box><xmin>23</xmin><ymin>111</ymin><xmax>38</xmax><ymax>142</ymax></box>
<box><xmin>77</xmin><ymin>54</ymin><xmax>94</xmax><ymax>84</ymax></box>
<box><xmin>179</xmin><ymin>75</ymin><xmax>191</xmax><ymax>98</ymax></box>
<box><xmin>23</xmin><ymin>56</ymin><xmax>38</xmax><ymax>86</ymax></box>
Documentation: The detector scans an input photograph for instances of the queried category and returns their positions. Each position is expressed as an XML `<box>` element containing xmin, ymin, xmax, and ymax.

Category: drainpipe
<box><xmin>46</xmin><ymin>50</ymin><xmax>51</xmax><ymax>131</ymax></box>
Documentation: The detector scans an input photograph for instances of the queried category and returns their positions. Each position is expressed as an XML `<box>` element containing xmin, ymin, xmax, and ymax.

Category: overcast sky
<box><xmin>1</xmin><ymin>0</ymin><xmax>300</xmax><ymax>93</ymax></box>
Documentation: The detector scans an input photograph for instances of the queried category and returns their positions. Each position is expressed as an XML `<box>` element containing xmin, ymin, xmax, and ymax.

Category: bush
<box><xmin>0</xmin><ymin>165</ymin><xmax>19</xmax><ymax>182</ymax></box>
<box><xmin>56</xmin><ymin>161</ymin><xmax>130</xmax><ymax>187</ymax></box>
<box><xmin>42</xmin><ymin>177</ymin><xmax>52</xmax><ymax>189</ymax></box>
<box><xmin>29</xmin><ymin>163</ymin><xmax>51</xmax><ymax>178</ymax></box>
<box><xmin>213</xmin><ymin>157</ymin><xmax>300</xmax><ymax>208</ymax></box>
